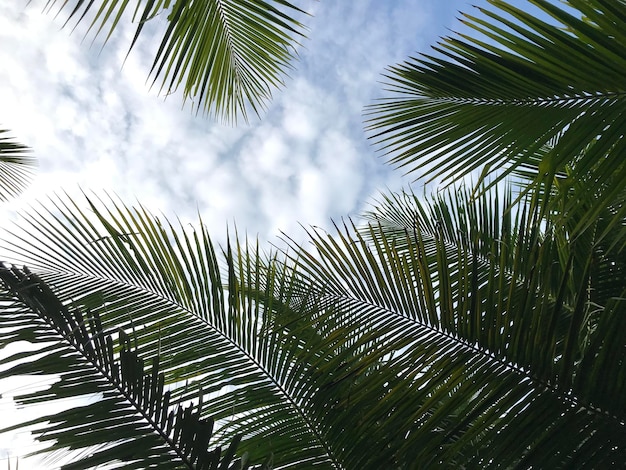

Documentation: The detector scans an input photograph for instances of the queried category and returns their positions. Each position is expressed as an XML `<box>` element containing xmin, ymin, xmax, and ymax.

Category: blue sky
<box><xmin>0</xmin><ymin>0</ymin><xmax>541</xmax><ymax>465</ymax></box>
<box><xmin>0</xmin><ymin>1</ymin><xmax>493</xmax><ymax>248</ymax></box>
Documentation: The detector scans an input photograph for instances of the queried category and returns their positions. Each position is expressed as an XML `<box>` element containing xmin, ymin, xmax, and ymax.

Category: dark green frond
<box><xmin>362</xmin><ymin>185</ymin><xmax>519</xmax><ymax>260</ymax></box>
<box><xmin>263</xmin><ymin>186</ymin><xmax>626</xmax><ymax>467</ymax></box>
<box><xmin>0</xmin><ymin>129</ymin><xmax>35</xmax><ymax>201</ymax></box>
<box><xmin>40</xmin><ymin>0</ymin><xmax>309</xmax><ymax>122</ymax></box>
<box><xmin>0</xmin><ymin>193</ymin><xmax>342</xmax><ymax>468</ymax></box>
<box><xmin>366</xmin><ymin>0</ymin><xmax>626</xmax><ymax>234</ymax></box>
<box><xmin>0</xmin><ymin>264</ymin><xmax>258</xmax><ymax>469</ymax></box>
<box><xmin>2</xmin><ymin>185</ymin><xmax>625</xmax><ymax>467</ymax></box>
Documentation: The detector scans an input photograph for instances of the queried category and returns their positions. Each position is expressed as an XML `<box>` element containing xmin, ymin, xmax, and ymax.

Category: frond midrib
<box><xmin>35</xmin><ymin>267</ymin><xmax>344</xmax><ymax>469</ymax></box>
<box><xmin>381</xmin><ymin>90</ymin><xmax>626</xmax><ymax>108</ymax></box>
<box><xmin>315</xmin><ymin>288</ymin><xmax>625</xmax><ymax>428</ymax></box>
<box><xmin>1</xmin><ymin>268</ymin><xmax>195</xmax><ymax>468</ymax></box>
<box><xmin>215</xmin><ymin>0</ymin><xmax>247</xmax><ymax>99</ymax></box>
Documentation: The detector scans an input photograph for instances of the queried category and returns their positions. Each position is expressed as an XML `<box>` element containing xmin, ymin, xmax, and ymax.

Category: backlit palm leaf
<box><xmin>0</xmin><ymin>265</ymin><xmax>257</xmax><ymax>469</ymax></box>
<box><xmin>269</xmin><ymin>186</ymin><xmax>626</xmax><ymax>467</ymax></box>
<box><xmin>0</xmin><ymin>193</ymin><xmax>342</xmax><ymax>468</ymax></box>
<box><xmin>39</xmin><ymin>0</ymin><xmax>308</xmax><ymax>122</ymax></box>
<box><xmin>0</xmin><ymin>129</ymin><xmax>34</xmax><ymax>201</ymax></box>
<box><xmin>1</xmin><ymin>187</ymin><xmax>625</xmax><ymax>467</ymax></box>
<box><xmin>366</xmin><ymin>0</ymin><xmax>626</xmax><ymax>236</ymax></box>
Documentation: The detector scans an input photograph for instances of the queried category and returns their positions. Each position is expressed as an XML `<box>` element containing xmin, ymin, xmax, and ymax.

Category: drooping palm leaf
<box><xmin>366</xmin><ymin>0</ymin><xmax>626</xmax><ymax>237</ymax></box>
<box><xmin>0</xmin><ymin>193</ymin><xmax>344</xmax><ymax>468</ymax></box>
<box><xmin>39</xmin><ymin>0</ymin><xmax>308</xmax><ymax>122</ymax></box>
<box><xmin>265</xmin><ymin>185</ymin><xmax>626</xmax><ymax>467</ymax></box>
<box><xmin>1</xmin><ymin>188</ymin><xmax>625</xmax><ymax>467</ymax></box>
<box><xmin>0</xmin><ymin>264</ymin><xmax>263</xmax><ymax>469</ymax></box>
<box><xmin>0</xmin><ymin>129</ymin><xmax>34</xmax><ymax>201</ymax></box>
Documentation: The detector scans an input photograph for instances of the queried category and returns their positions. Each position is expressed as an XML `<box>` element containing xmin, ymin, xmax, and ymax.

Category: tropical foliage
<box><xmin>0</xmin><ymin>129</ymin><xmax>33</xmax><ymax>201</ymax></box>
<box><xmin>38</xmin><ymin>0</ymin><xmax>308</xmax><ymax>122</ymax></box>
<box><xmin>1</xmin><ymin>0</ymin><xmax>625</xmax><ymax>468</ymax></box>
<box><xmin>0</xmin><ymin>0</ymin><xmax>308</xmax><ymax>200</ymax></box>
<box><xmin>0</xmin><ymin>263</ymin><xmax>267</xmax><ymax>469</ymax></box>
<box><xmin>366</xmin><ymin>0</ymin><xmax>626</xmax><ymax>241</ymax></box>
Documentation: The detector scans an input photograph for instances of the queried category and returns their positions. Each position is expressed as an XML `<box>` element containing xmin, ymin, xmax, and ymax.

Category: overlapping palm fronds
<box><xmin>37</xmin><ymin>0</ymin><xmax>308</xmax><ymax>122</ymax></box>
<box><xmin>0</xmin><ymin>193</ymin><xmax>343</xmax><ymax>468</ymax></box>
<box><xmin>1</xmin><ymin>185</ymin><xmax>624</xmax><ymax>468</ymax></box>
<box><xmin>269</xmin><ymin>185</ymin><xmax>626</xmax><ymax>467</ymax></box>
<box><xmin>2</xmin><ymin>1</ymin><xmax>625</xmax><ymax>468</ymax></box>
<box><xmin>0</xmin><ymin>129</ymin><xmax>34</xmax><ymax>201</ymax></box>
<box><xmin>366</xmin><ymin>0</ymin><xmax>626</xmax><ymax>239</ymax></box>
<box><xmin>0</xmin><ymin>264</ymin><xmax>261</xmax><ymax>469</ymax></box>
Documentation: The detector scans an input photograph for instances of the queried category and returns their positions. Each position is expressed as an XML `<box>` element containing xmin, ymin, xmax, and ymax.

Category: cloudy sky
<box><xmin>0</xmin><ymin>0</ymin><xmax>538</xmax><ymax>465</ymax></box>
<box><xmin>0</xmin><ymin>0</ymin><xmax>494</xmax><ymax>248</ymax></box>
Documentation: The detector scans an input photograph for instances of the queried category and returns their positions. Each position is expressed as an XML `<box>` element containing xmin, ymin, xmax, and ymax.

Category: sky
<box><xmin>0</xmin><ymin>1</ymin><xmax>481</xmax><ymax>248</ymax></box>
<box><xmin>0</xmin><ymin>0</ymin><xmax>534</xmax><ymax>466</ymax></box>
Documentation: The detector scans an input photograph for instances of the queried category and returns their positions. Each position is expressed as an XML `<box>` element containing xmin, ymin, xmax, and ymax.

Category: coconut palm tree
<box><xmin>1</xmin><ymin>0</ymin><xmax>625</xmax><ymax>468</ymax></box>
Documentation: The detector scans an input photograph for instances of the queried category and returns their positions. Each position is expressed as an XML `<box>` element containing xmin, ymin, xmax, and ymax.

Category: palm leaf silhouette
<box><xmin>1</xmin><ymin>188</ymin><xmax>624</xmax><ymax>468</ymax></box>
<box><xmin>39</xmin><ymin>0</ymin><xmax>308</xmax><ymax>122</ymax></box>
<box><xmin>0</xmin><ymin>193</ymin><xmax>342</xmax><ymax>467</ymax></box>
<box><xmin>0</xmin><ymin>129</ymin><xmax>34</xmax><ymax>201</ymax></box>
<box><xmin>0</xmin><ymin>263</ymin><xmax>270</xmax><ymax>469</ymax></box>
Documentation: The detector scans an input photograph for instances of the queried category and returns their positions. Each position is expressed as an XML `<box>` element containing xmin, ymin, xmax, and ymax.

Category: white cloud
<box><xmin>0</xmin><ymin>1</ymin><xmax>466</xmax><ymax>249</ymax></box>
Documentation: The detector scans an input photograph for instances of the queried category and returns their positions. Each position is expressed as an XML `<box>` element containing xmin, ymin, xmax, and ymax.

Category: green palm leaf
<box><xmin>0</xmin><ymin>129</ymin><xmax>34</xmax><ymax>201</ymax></box>
<box><xmin>267</xmin><ymin>186</ymin><xmax>626</xmax><ymax>467</ymax></box>
<box><xmin>40</xmin><ymin>0</ymin><xmax>308</xmax><ymax>122</ymax></box>
<box><xmin>0</xmin><ymin>193</ymin><xmax>342</xmax><ymax>468</ymax></box>
<box><xmin>2</xmin><ymin>188</ymin><xmax>624</xmax><ymax>467</ymax></box>
<box><xmin>0</xmin><ymin>264</ymin><xmax>258</xmax><ymax>469</ymax></box>
<box><xmin>366</xmin><ymin>0</ymin><xmax>626</xmax><ymax>237</ymax></box>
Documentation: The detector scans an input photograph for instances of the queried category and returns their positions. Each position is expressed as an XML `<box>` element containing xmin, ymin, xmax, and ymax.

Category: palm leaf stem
<box><xmin>0</xmin><ymin>263</ymin><xmax>246</xmax><ymax>469</ymax></box>
<box><xmin>306</xmin><ymin>284</ymin><xmax>623</xmax><ymax>427</ymax></box>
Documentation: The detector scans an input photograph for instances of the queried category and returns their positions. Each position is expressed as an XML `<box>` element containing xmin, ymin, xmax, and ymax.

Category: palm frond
<box><xmin>0</xmin><ymin>129</ymin><xmax>34</xmax><ymax>201</ymax></box>
<box><xmin>39</xmin><ymin>0</ymin><xmax>308</xmax><ymax>122</ymax></box>
<box><xmin>0</xmin><ymin>264</ymin><xmax>261</xmax><ymax>469</ymax></box>
<box><xmin>2</xmin><ymin>188</ymin><xmax>625</xmax><ymax>467</ymax></box>
<box><xmin>366</xmin><ymin>0</ymin><xmax>626</xmax><ymax>237</ymax></box>
<box><xmin>362</xmin><ymin>185</ymin><xmax>518</xmax><ymax>261</ymax></box>
<box><xmin>264</xmin><ymin>186</ymin><xmax>626</xmax><ymax>467</ymax></box>
<box><xmin>0</xmin><ymin>193</ymin><xmax>342</xmax><ymax>468</ymax></box>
